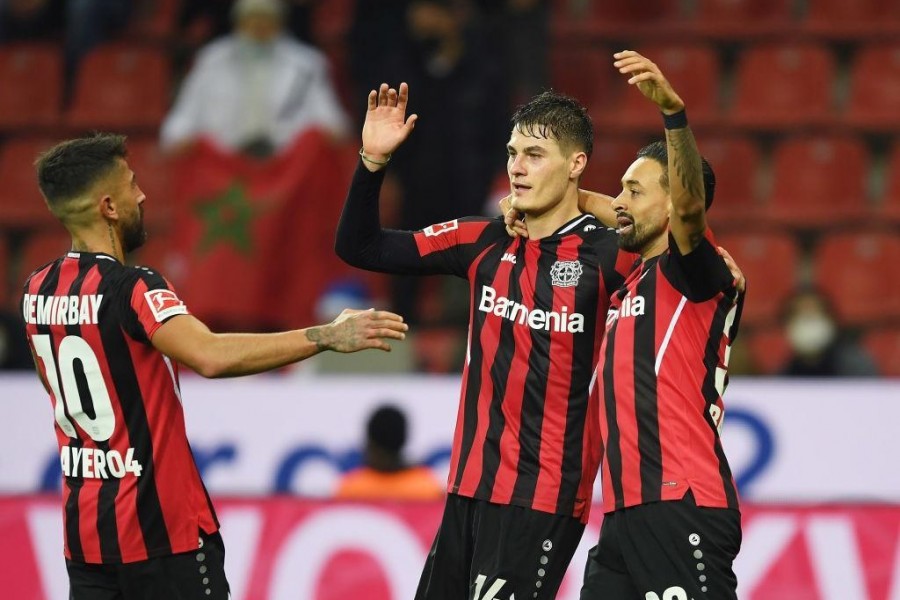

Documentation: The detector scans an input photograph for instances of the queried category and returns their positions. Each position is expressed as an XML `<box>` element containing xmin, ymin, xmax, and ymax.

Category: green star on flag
<box><xmin>194</xmin><ymin>181</ymin><xmax>262</xmax><ymax>256</ymax></box>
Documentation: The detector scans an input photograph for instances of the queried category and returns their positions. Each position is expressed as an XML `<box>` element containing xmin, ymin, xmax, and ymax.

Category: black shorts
<box><xmin>416</xmin><ymin>493</ymin><xmax>586</xmax><ymax>600</ymax></box>
<box><xmin>67</xmin><ymin>530</ymin><xmax>229</xmax><ymax>600</ymax></box>
<box><xmin>580</xmin><ymin>492</ymin><xmax>741</xmax><ymax>600</ymax></box>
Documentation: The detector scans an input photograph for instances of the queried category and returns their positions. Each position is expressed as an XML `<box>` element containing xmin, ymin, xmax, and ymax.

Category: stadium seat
<box><xmin>411</xmin><ymin>327</ymin><xmax>465</xmax><ymax>373</ymax></box>
<box><xmin>845</xmin><ymin>43</ymin><xmax>900</xmax><ymax>131</ymax></box>
<box><xmin>812</xmin><ymin>233</ymin><xmax>900</xmax><ymax>325</ymax></box>
<box><xmin>715</xmin><ymin>231</ymin><xmax>799</xmax><ymax>327</ymax></box>
<box><xmin>766</xmin><ymin>136</ymin><xmax>869</xmax><ymax>228</ymax></box>
<box><xmin>126</xmin><ymin>0</ymin><xmax>180</xmax><ymax>42</ymax></box>
<box><xmin>861</xmin><ymin>327</ymin><xmax>900</xmax><ymax>376</ymax></box>
<box><xmin>694</xmin><ymin>135</ymin><xmax>762</xmax><ymax>227</ymax></box>
<box><xmin>594</xmin><ymin>44</ymin><xmax>720</xmax><ymax>133</ymax></box>
<box><xmin>125</xmin><ymin>137</ymin><xmax>173</xmax><ymax>230</ymax></box>
<box><xmin>20</xmin><ymin>231</ymin><xmax>72</xmax><ymax>276</ymax></box>
<box><xmin>312</xmin><ymin>0</ymin><xmax>354</xmax><ymax>43</ymax></box>
<box><xmin>0</xmin><ymin>43</ymin><xmax>62</xmax><ymax>131</ymax></box>
<box><xmin>744</xmin><ymin>325</ymin><xmax>792</xmax><ymax>375</ymax></box>
<box><xmin>0</xmin><ymin>137</ymin><xmax>59</xmax><ymax>230</ymax></box>
<box><xmin>65</xmin><ymin>44</ymin><xmax>169</xmax><ymax>131</ymax></box>
<box><xmin>730</xmin><ymin>44</ymin><xmax>835</xmax><ymax>130</ymax></box>
<box><xmin>879</xmin><ymin>142</ymin><xmax>900</xmax><ymax>222</ymax></box>
<box><xmin>802</xmin><ymin>0</ymin><xmax>900</xmax><ymax>38</ymax></box>
<box><xmin>580</xmin><ymin>137</ymin><xmax>646</xmax><ymax>198</ymax></box>
<box><xmin>550</xmin><ymin>46</ymin><xmax>610</xmax><ymax>110</ymax></box>
<box><xmin>688</xmin><ymin>0</ymin><xmax>794</xmax><ymax>37</ymax></box>
<box><xmin>551</xmin><ymin>0</ymin><xmax>682</xmax><ymax>36</ymax></box>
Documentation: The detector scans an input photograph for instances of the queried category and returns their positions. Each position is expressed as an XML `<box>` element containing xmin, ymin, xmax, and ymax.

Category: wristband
<box><xmin>359</xmin><ymin>147</ymin><xmax>391</xmax><ymax>166</ymax></box>
<box><xmin>662</xmin><ymin>109</ymin><xmax>688</xmax><ymax>130</ymax></box>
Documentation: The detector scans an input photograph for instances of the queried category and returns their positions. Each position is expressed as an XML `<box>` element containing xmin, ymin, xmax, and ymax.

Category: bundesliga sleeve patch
<box><xmin>143</xmin><ymin>289</ymin><xmax>188</xmax><ymax>322</ymax></box>
<box><xmin>423</xmin><ymin>220</ymin><xmax>459</xmax><ymax>237</ymax></box>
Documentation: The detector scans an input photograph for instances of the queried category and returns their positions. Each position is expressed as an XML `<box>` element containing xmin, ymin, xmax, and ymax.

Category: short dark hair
<box><xmin>35</xmin><ymin>133</ymin><xmax>128</xmax><ymax>210</ymax></box>
<box><xmin>367</xmin><ymin>405</ymin><xmax>407</xmax><ymax>453</ymax></box>
<box><xmin>635</xmin><ymin>140</ymin><xmax>716</xmax><ymax>210</ymax></box>
<box><xmin>511</xmin><ymin>90</ymin><xmax>593</xmax><ymax>158</ymax></box>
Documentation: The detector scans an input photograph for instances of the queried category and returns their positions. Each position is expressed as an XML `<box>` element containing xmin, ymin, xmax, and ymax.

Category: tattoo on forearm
<box><xmin>666</xmin><ymin>127</ymin><xmax>705</xmax><ymax>205</ymax></box>
<box><xmin>306</xmin><ymin>326</ymin><xmax>328</xmax><ymax>351</ymax></box>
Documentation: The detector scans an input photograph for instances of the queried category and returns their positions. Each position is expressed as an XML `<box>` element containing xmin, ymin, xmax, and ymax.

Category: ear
<box><xmin>570</xmin><ymin>151</ymin><xmax>588</xmax><ymax>180</ymax></box>
<box><xmin>98</xmin><ymin>194</ymin><xmax>118</xmax><ymax>222</ymax></box>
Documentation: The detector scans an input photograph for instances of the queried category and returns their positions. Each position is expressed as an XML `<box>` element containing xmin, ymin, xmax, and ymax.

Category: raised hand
<box><xmin>499</xmin><ymin>195</ymin><xmax>529</xmax><ymax>239</ymax></box>
<box><xmin>613</xmin><ymin>51</ymin><xmax>685</xmax><ymax>115</ymax></box>
<box><xmin>314</xmin><ymin>308</ymin><xmax>408</xmax><ymax>353</ymax></box>
<box><xmin>360</xmin><ymin>83</ymin><xmax>418</xmax><ymax>168</ymax></box>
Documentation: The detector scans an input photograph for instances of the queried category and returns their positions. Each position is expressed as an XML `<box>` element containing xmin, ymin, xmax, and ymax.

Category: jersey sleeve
<box><xmin>336</xmin><ymin>161</ymin><xmax>502</xmax><ymax>277</ymax></box>
<box><xmin>660</xmin><ymin>228</ymin><xmax>739</xmax><ymax>303</ymax></box>
<box><xmin>120</xmin><ymin>268</ymin><xmax>190</xmax><ymax>342</ymax></box>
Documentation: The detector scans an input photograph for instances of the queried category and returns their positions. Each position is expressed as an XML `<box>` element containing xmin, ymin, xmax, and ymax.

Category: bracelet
<box><xmin>662</xmin><ymin>109</ymin><xmax>688</xmax><ymax>130</ymax></box>
<box><xmin>359</xmin><ymin>147</ymin><xmax>391</xmax><ymax>166</ymax></box>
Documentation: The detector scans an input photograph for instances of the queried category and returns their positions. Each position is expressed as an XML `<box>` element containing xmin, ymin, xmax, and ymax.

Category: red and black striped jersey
<box><xmin>592</xmin><ymin>229</ymin><xmax>744</xmax><ymax>514</ymax></box>
<box><xmin>22</xmin><ymin>251</ymin><xmax>218</xmax><ymax>564</ymax></box>
<box><xmin>336</xmin><ymin>165</ymin><xmax>635</xmax><ymax>522</ymax></box>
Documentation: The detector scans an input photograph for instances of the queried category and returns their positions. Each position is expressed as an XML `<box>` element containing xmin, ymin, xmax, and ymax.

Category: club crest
<box><xmin>550</xmin><ymin>260</ymin><xmax>583</xmax><ymax>288</ymax></box>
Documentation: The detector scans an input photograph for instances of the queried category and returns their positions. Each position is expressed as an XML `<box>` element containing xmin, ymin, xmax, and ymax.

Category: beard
<box><xmin>121</xmin><ymin>210</ymin><xmax>147</xmax><ymax>253</ymax></box>
<box><xmin>617</xmin><ymin>220</ymin><xmax>663</xmax><ymax>253</ymax></box>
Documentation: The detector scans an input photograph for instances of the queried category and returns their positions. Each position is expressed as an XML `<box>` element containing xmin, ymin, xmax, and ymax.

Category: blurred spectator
<box><xmin>335</xmin><ymin>404</ymin><xmax>444</xmax><ymax>500</ymax></box>
<box><xmin>387</xmin><ymin>0</ymin><xmax>509</xmax><ymax>324</ymax></box>
<box><xmin>161</xmin><ymin>0</ymin><xmax>350</xmax><ymax>158</ymax></box>
<box><xmin>0</xmin><ymin>0</ymin><xmax>65</xmax><ymax>41</ymax></box>
<box><xmin>780</xmin><ymin>287</ymin><xmax>879</xmax><ymax>377</ymax></box>
<box><xmin>177</xmin><ymin>0</ymin><xmax>316</xmax><ymax>47</ymax></box>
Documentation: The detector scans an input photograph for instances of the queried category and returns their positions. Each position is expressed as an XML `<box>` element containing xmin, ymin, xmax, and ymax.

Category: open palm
<box><xmin>362</xmin><ymin>82</ymin><xmax>418</xmax><ymax>157</ymax></box>
<box><xmin>613</xmin><ymin>51</ymin><xmax>684</xmax><ymax>114</ymax></box>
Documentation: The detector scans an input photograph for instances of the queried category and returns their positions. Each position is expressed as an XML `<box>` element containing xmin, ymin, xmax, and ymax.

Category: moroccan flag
<box><xmin>169</xmin><ymin>131</ymin><xmax>359</xmax><ymax>330</ymax></box>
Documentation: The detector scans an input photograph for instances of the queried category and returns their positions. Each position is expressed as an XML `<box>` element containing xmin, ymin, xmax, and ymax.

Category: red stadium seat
<box><xmin>812</xmin><ymin>233</ymin><xmax>900</xmax><ymax>325</ymax></box>
<box><xmin>861</xmin><ymin>327</ymin><xmax>900</xmax><ymax>376</ymax></box>
<box><xmin>411</xmin><ymin>327</ymin><xmax>464</xmax><ymax>373</ymax></box>
<box><xmin>688</xmin><ymin>0</ymin><xmax>794</xmax><ymax>37</ymax></box>
<box><xmin>744</xmin><ymin>325</ymin><xmax>792</xmax><ymax>375</ymax></box>
<box><xmin>126</xmin><ymin>0</ymin><xmax>180</xmax><ymax>42</ymax></box>
<box><xmin>312</xmin><ymin>0</ymin><xmax>354</xmax><ymax>43</ymax></box>
<box><xmin>20</xmin><ymin>231</ymin><xmax>72</xmax><ymax>276</ymax></box>
<box><xmin>802</xmin><ymin>0</ymin><xmax>900</xmax><ymax>37</ymax></box>
<box><xmin>0</xmin><ymin>43</ymin><xmax>62</xmax><ymax>131</ymax></box>
<box><xmin>766</xmin><ymin>136</ymin><xmax>869</xmax><ymax>227</ymax></box>
<box><xmin>65</xmin><ymin>44</ymin><xmax>169</xmax><ymax>131</ymax></box>
<box><xmin>580</xmin><ymin>137</ymin><xmax>645</xmax><ymax>198</ymax></box>
<box><xmin>551</xmin><ymin>0</ymin><xmax>682</xmax><ymax>36</ymax></box>
<box><xmin>716</xmin><ymin>232</ymin><xmax>799</xmax><ymax>327</ymax></box>
<box><xmin>730</xmin><ymin>44</ymin><xmax>835</xmax><ymax>130</ymax></box>
<box><xmin>879</xmin><ymin>142</ymin><xmax>900</xmax><ymax>222</ymax></box>
<box><xmin>125</xmin><ymin>137</ymin><xmax>173</xmax><ymax>230</ymax></box>
<box><xmin>595</xmin><ymin>44</ymin><xmax>720</xmax><ymax>133</ymax></box>
<box><xmin>550</xmin><ymin>47</ymin><xmax>610</xmax><ymax>110</ymax></box>
<box><xmin>0</xmin><ymin>137</ymin><xmax>60</xmax><ymax>230</ymax></box>
<box><xmin>845</xmin><ymin>43</ymin><xmax>900</xmax><ymax>131</ymax></box>
<box><xmin>694</xmin><ymin>135</ymin><xmax>763</xmax><ymax>227</ymax></box>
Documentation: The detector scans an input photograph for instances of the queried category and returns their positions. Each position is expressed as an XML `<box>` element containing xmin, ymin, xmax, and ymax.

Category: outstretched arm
<box><xmin>614</xmin><ymin>50</ymin><xmax>707</xmax><ymax>255</ymax></box>
<box><xmin>151</xmin><ymin>309</ymin><xmax>408</xmax><ymax>378</ymax></box>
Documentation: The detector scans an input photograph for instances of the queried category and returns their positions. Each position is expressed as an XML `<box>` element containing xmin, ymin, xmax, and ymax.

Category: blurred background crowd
<box><xmin>0</xmin><ymin>0</ymin><xmax>899</xmax><ymax>377</ymax></box>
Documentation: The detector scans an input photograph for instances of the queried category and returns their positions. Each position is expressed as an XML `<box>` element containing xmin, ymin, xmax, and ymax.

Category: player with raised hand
<box><xmin>579</xmin><ymin>51</ymin><xmax>745</xmax><ymax>599</ymax></box>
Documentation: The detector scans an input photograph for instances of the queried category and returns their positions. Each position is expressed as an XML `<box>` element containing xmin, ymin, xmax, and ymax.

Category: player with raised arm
<box><xmin>22</xmin><ymin>133</ymin><xmax>408</xmax><ymax>600</ymax></box>
<box><xmin>336</xmin><ymin>83</ymin><xmax>635</xmax><ymax>599</ymax></box>
<box><xmin>579</xmin><ymin>51</ymin><xmax>745</xmax><ymax>599</ymax></box>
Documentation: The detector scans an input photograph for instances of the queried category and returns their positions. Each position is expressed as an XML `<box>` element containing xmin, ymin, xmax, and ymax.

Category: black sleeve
<box><xmin>335</xmin><ymin>162</ymin><xmax>482</xmax><ymax>277</ymax></box>
<box><xmin>660</xmin><ymin>232</ymin><xmax>738</xmax><ymax>303</ymax></box>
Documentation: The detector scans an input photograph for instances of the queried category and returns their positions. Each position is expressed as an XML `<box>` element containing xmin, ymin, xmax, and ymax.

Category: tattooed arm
<box><xmin>613</xmin><ymin>50</ymin><xmax>708</xmax><ymax>255</ymax></box>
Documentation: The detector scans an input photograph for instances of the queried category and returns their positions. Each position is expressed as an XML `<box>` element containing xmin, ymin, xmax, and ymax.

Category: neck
<box><xmin>639</xmin><ymin>234</ymin><xmax>669</xmax><ymax>261</ymax></box>
<box><xmin>69</xmin><ymin>223</ymin><xmax>124</xmax><ymax>263</ymax></box>
<box><xmin>524</xmin><ymin>188</ymin><xmax>582</xmax><ymax>240</ymax></box>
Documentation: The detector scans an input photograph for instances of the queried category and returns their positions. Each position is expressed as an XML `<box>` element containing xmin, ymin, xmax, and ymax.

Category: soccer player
<box><xmin>336</xmin><ymin>82</ymin><xmax>634</xmax><ymax>600</ymax></box>
<box><xmin>21</xmin><ymin>133</ymin><xmax>408</xmax><ymax>600</ymax></box>
<box><xmin>579</xmin><ymin>51</ymin><xmax>744</xmax><ymax>599</ymax></box>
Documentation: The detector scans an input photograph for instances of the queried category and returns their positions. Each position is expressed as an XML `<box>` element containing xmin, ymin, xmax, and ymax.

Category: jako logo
<box><xmin>478</xmin><ymin>285</ymin><xmax>584</xmax><ymax>333</ymax></box>
<box><xmin>501</xmin><ymin>253</ymin><xmax>517</xmax><ymax>264</ymax></box>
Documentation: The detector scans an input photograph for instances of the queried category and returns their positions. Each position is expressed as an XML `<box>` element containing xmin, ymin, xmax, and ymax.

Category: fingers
<box><xmin>378</xmin><ymin>83</ymin><xmax>389</xmax><ymax>107</ymax></box>
<box><xmin>625</xmin><ymin>71</ymin><xmax>661</xmax><ymax>85</ymax></box>
<box><xmin>367</xmin><ymin>89</ymin><xmax>377</xmax><ymax>111</ymax></box>
<box><xmin>369</xmin><ymin>309</ymin><xmax>405</xmax><ymax>323</ymax></box>
<box><xmin>398</xmin><ymin>82</ymin><xmax>410</xmax><ymax>111</ymax></box>
<box><xmin>369</xmin><ymin>327</ymin><xmax>407</xmax><ymax>340</ymax></box>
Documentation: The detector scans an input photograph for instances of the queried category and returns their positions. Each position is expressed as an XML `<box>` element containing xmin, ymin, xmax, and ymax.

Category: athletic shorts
<box><xmin>580</xmin><ymin>491</ymin><xmax>741</xmax><ymax>600</ymax></box>
<box><xmin>67</xmin><ymin>530</ymin><xmax>229</xmax><ymax>600</ymax></box>
<box><xmin>416</xmin><ymin>493</ymin><xmax>586</xmax><ymax>600</ymax></box>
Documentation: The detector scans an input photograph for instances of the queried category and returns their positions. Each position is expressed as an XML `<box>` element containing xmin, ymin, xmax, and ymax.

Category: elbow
<box><xmin>334</xmin><ymin>236</ymin><xmax>366</xmax><ymax>268</ymax></box>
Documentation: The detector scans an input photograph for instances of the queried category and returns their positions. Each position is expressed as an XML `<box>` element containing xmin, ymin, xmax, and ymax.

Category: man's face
<box><xmin>506</xmin><ymin>127</ymin><xmax>580</xmax><ymax>217</ymax></box>
<box><xmin>237</xmin><ymin>13</ymin><xmax>281</xmax><ymax>44</ymax></box>
<box><xmin>612</xmin><ymin>157</ymin><xmax>670</xmax><ymax>253</ymax></box>
<box><xmin>109</xmin><ymin>159</ymin><xmax>146</xmax><ymax>253</ymax></box>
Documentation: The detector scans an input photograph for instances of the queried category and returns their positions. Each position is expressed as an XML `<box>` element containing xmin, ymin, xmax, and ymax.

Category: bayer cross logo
<box><xmin>550</xmin><ymin>260</ymin><xmax>583</xmax><ymax>288</ymax></box>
